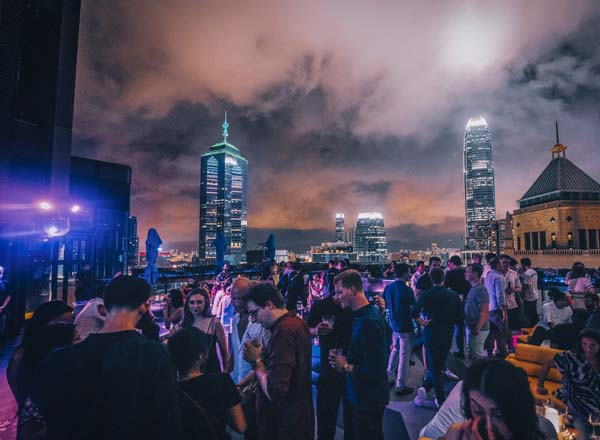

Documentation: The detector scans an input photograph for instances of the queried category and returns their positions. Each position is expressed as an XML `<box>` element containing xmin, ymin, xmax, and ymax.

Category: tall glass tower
<box><xmin>199</xmin><ymin>114</ymin><xmax>248</xmax><ymax>264</ymax></box>
<box><xmin>354</xmin><ymin>212</ymin><xmax>387</xmax><ymax>263</ymax></box>
<box><xmin>463</xmin><ymin>117</ymin><xmax>496</xmax><ymax>249</ymax></box>
<box><xmin>335</xmin><ymin>213</ymin><xmax>345</xmax><ymax>242</ymax></box>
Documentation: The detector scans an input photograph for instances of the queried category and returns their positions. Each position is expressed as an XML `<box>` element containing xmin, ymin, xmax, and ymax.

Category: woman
<box><xmin>181</xmin><ymin>288</ymin><xmax>229</xmax><ymax>373</ymax></box>
<box><xmin>538</xmin><ymin>328</ymin><xmax>600</xmax><ymax>440</ymax></box>
<box><xmin>528</xmin><ymin>288</ymin><xmax>573</xmax><ymax>346</ymax></box>
<box><xmin>168</xmin><ymin>326</ymin><xmax>246</xmax><ymax>439</ymax></box>
<box><xmin>308</xmin><ymin>273</ymin><xmax>322</xmax><ymax>306</ymax></box>
<box><xmin>446</xmin><ymin>358</ymin><xmax>551</xmax><ymax>440</ymax></box>
<box><xmin>383</xmin><ymin>261</ymin><xmax>396</xmax><ymax>279</ymax></box>
<box><xmin>163</xmin><ymin>289</ymin><xmax>184</xmax><ymax>331</ymax></box>
<box><xmin>7</xmin><ymin>300</ymin><xmax>76</xmax><ymax>439</ymax></box>
<box><xmin>567</xmin><ymin>263</ymin><xmax>595</xmax><ymax>310</ymax></box>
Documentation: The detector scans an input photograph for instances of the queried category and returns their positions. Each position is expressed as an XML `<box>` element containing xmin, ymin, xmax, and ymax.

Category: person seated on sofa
<box><xmin>529</xmin><ymin>289</ymin><xmax>572</xmax><ymax>346</ymax></box>
<box><xmin>584</xmin><ymin>293</ymin><xmax>600</xmax><ymax>330</ymax></box>
<box><xmin>537</xmin><ymin>328</ymin><xmax>600</xmax><ymax>440</ymax></box>
<box><xmin>550</xmin><ymin>308</ymin><xmax>588</xmax><ymax>350</ymax></box>
<box><xmin>425</xmin><ymin>359</ymin><xmax>556</xmax><ymax>440</ymax></box>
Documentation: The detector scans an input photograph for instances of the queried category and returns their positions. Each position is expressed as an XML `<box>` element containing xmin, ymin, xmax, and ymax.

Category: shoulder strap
<box><xmin>179</xmin><ymin>389</ymin><xmax>223</xmax><ymax>440</ymax></box>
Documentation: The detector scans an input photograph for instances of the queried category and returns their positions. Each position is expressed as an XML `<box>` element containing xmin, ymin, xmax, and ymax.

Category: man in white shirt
<box><xmin>410</xmin><ymin>261</ymin><xmax>425</xmax><ymax>292</ymax></box>
<box><xmin>501</xmin><ymin>255</ymin><xmax>522</xmax><ymax>351</ymax></box>
<box><xmin>483</xmin><ymin>258</ymin><xmax>508</xmax><ymax>357</ymax></box>
<box><xmin>520</xmin><ymin>258</ymin><xmax>539</xmax><ymax>327</ymax></box>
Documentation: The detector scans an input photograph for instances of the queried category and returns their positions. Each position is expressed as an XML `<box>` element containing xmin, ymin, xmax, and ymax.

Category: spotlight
<box><xmin>39</xmin><ymin>201</ymin><xmax>53</xmax><ymax>210</ymax></box>
<box><xmin>70</xmin><ymin>204</ymin><xmax>81</xmax><ymax>213</ymax></box>
<box><xmin>47</xmin><ymin>226</ymin><xmax>59</xmax><ymax>236</ymax></box>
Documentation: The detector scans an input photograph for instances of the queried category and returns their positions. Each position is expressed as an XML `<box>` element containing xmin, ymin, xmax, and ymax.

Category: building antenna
<box><xmin>222</xmin><ymin>111</ymin><xmax>229</xmax><ymax>143</ymax></box>
<box><xmin>555</xmin><ymin>120</ymin><xmax>559</xmax><ymax>144</ymax></box>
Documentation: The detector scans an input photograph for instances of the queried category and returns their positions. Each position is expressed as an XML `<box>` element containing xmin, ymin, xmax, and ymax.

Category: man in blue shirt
<box><xmin>383</xmin><ymin>263</ymin><xmax>415</xmax><ymax>396</ymax></box>
<box><xmin>329</xmin><ymin>270</ymin><xmax>389</xmax><ymax>440</ymax></box>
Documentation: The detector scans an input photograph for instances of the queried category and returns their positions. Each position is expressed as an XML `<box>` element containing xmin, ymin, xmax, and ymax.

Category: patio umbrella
<box><xmin>265</xmin><ymin>233</ymin><xmax>276</xmax><ymax>264</ymax></box>
<box><xmin>143</xmin><ymin>228</ymin><xmax>162</xmax><ymax>285</ymax></box>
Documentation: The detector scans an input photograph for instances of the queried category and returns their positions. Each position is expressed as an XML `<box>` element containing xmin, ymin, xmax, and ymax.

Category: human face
<box><xmin>430</xmin><ymin>260</ymin><xmax>441</xmax><ymax>271</ymax></box>
<box><xmin>246</xmin><ymin>300</ymin><xmax>274</xmax><ymax>329</ymax></box>
<box><xmin>581</xmin><ymin>337</ymin><xmax>600</xmax><ymax>359</ymax></box>
<box><xmin>333</xmin><ymin>281</ymin><xmax>355</xmax><ymax>309</ymax></box>
<box><xmin>584</xmin><ymin>297</ymin><xmax>598</xmax><ymax>311</ymax></box>
<box><xmin>555</xmin><ymin>298</ymin><xmax>569</xmax><ymax>309</ymax></box>
<box><xmin>465</xmin><ymin>266</ymin><xmax>475</xmax><ymax>284</ymax></box>
<box><xmin>231</xmin><ymin>290</ymin><xmax>246</xmax><ymax>314</ymax></box>
<box><xmin>188</xmin><ymin>294</ymin><xmax>207</xmax><ymax>316</ymax></box>
<box><xmin>500</xmin><ymin>258</ymin><xmax>510</xmax><ymax>273</ymax></box>
<box><xmin>468</xmin><ymin>390</ymin><xmax>512</xmax><ymax>440</ymax></box>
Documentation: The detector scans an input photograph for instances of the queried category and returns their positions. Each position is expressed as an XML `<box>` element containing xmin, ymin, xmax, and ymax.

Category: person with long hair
<box><xmin>538</xmin><ymin>328</ymin><xmax>600</xmax><ymax>439</ymax></box>
<box><xmin>163</xmin><ymin>289</ymin><xmax>184</xmax><ymax>331</ymax></box>
<box><xmin>445</xmin><ymin>358</ymin><xmax>552</xmax><ymax>440</ymax></box>
<box><xmin>567</xmin><ymin>263</ymin><xmax>595</xmax><ymax>310</ymax></box>
<box><xmin>182</xmin><ymin>288</ymin><xmax>229</xmax><ymax>373</ymax></box>
<box><xmin>7</xmin><ymin>300</ymin><xmax>75</xmax><ymax>439</ymax></box>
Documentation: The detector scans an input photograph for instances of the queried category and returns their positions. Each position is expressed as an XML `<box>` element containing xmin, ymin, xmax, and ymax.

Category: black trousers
<box><xmin>484</xmin><ymin>309</ymin><xmax>508</xmax><ymax>356</ymax></box>
<box><xmin>423</xmin><ymin>329</ymin><xmax>453</xmax><ymax>402</ymax></box>
<box><xmin>316</xmin><ymin>372</ymin><xmax>354</xmax><ymax>440</ymax></box>
<box><xmin>524</xmin><ymin>300</ymin><xmax>539</xmax><ymax>327</ymax></box>
<box><xmin>352</xmin><ymin>403</ymin><xmax>386</xmax><ymax>440</ymax></box>
<box><xmin>528</xmin><ymin>326</ymin><xmax>551</xmax><ymax>346</ymax></box>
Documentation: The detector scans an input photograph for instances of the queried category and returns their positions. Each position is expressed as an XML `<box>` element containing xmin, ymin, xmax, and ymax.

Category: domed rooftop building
<box><xmin>508</xmin><ymin>126</ymin><xmax>600</xmax><ymax>268</ymax></box>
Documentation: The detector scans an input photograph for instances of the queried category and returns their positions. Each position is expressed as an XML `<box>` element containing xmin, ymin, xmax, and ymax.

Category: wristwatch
<box><xmin>343</xmin><ymin>363</ymin><xmax>352</xmax><ymax>374</ymax></box>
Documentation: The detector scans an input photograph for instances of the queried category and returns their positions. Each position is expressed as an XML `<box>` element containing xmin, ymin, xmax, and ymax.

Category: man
<box><xmin>463</xmin><ymin>264</ymin><xmax>489</xmax><ymax>362</ymax></box>
<box><xmin>337</xmin><ymin>258</ymin><xmax>350</xmax><ymax>272</ymax></box>
<box><xmin>501</xmin><ymin>255</ymin><xmax>522</xmax><ymax>351</ymax></box>
<box><xmin>414</xmin><ymin>256</ymin><xmax>442</xmax><ymax>299</ymax></box>
<box><xmin>285</xmin><ymin>261</ymin><xmax>307</xmax><ymax>312</ymax></box>
<box><xmin>472</xmin><ymin>253</ymin><xmax>483</xmax><ymax>265</ymax></box>
<box><xmin>0</xmin><ymin>266</ymin><xmax>11</xmax><ymax>343</ymax></box>
<box><xmin>483</xmin><ymin>258</ymin><xmax>508</xmax><ymax>357</ymax></box>
<box><xmin>584</xmin><ymin>293</ymin><xmax>600</xmax><ymax>330</ymax></box>
<box><xmin>383</xmin><ymin>263</ymin><xmax>415</xmax><ymax>396</ymax></box>
<box><xmin>411</xmin><ymin>268</ymin><xmax>463</xmax><ymax>408</ymax></box>
<box><xmin>329</xmin><ymin>270</ymin><xmax>389</xmax><ymax>440</ymax></box>
<box><xmin>410</xmin><ymin>261</ymin><xmax>425</xmax><ymax>291</ymax></box>
<box><xmin>35</xmin><ymin>275</ymin><xmax>183</xmax><ymax>440</ymax></box>
<box><xmin>481</xmin><ymin>253</ymin><xmax>496</xmax><ymax>281</ymax></box>
<box><xmin>229</xmin><ymin>277</ymin><xmax>267</xmax><ymax>440</ymax></box>
<box><xmin>74</xmin><ymin>263</ymin><xmax>93</xmax><ymax>301</ymax></box>
<box><xmin>306</xmin><ymin>270</ymin><xmax>354</xmax><ymax>440</ymax></box>
<box><xmin>216</xmin><ymin>261</ymin><xmax>233</xmax><ymax>284</ymax></box>
<box><xmin>520</xmin><ymin>258</ymin><xmax>540</xmax><ymax>327</ymax></box>
<box><xmin>242</xmin><ymin>283</ymin><xmax>314</xmax><ymax>440</ymax></box>
<box><xmin>444</xmin><ymin>256</ymin><xmax>471</xmax><ymax>359</ymax></box>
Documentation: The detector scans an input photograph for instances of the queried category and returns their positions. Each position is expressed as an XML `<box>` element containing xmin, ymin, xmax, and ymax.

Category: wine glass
<box><xmin>589</xmin><ymin>412</ymin><xmax>600</xmax><ymax>440</ymax></box>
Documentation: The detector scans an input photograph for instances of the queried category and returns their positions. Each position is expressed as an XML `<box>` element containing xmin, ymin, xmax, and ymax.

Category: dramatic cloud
<box><xmin>72</xmin><ymin>0</ymin><xmax>600</xmax><ymax>251</ymax></box>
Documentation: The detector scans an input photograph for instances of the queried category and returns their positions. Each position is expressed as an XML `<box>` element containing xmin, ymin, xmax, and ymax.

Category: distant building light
<box><xmin>158</xmin><ymin>247</ymin><xmax>163</xmax><ymax>251</ymax></box>
<box><xmin>70</xmin><ymin>204</ymin><xmax>81</xmax><ymax>213</ymax></box>
<box><xmin>357</xmin><ymin>212</ymin><xmax>383</xmax><ymax>220</ymax></box>
<box><xmin>39</xmin><ymin>201</ymin><xmax>53</xmax><ymax>210</ymax></box>
<box><xmin>466</xmin><ymin>116</ymin><xmax>488</xmax><ymax>129</ymax></box>
<box><xmin>336</xmin><ymin>213</ymin><xmax>345</xmax><ymax>219</ymax></box>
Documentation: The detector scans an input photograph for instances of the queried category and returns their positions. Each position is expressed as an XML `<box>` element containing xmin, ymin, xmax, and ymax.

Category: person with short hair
<box><xmin>482</xmin><ymin>252</ymin><xmax>496</xmax><ymax>280</ymax></box>
<box><xmin>464</xmin><ymin>264</ymin><xmax>489</xmax><ymax>362</ymax></box>
<box><xmin>568</xmin><ymin>262</ymin><xmax>595</xmax><ymax>310</ymax></box>
<box><xmin>521</xmin><ymin>258</ymin><xmax>540</xmax><ymax>327</ymax></box>
<box><xmin>329</xmin><ymin>269</ymin><xmax>389</xmax><ymax>440</ymax></box>
<box><xmin>410</xmin><ymin>260</ymin><xmax>425</xmax><ymax>291</ymax></box>
<box><xmin>411</xmin><ymin>268</ymin><xmax>464</xmax><ymax>407</ymax></box>
<box><xmin>384</xmin><ymin>263</ymin><xmax>416</xmax><ymax>396</ymax></box>
<box><xmin>241</xmin><ymin>283</ymin><xmax>314</xmax><ymax>440</ymax></box>
<box><xmin>445</xmin><ymin>255</ymin><xmax>471</xmax><ymax>359</ymax></box>
<box><xmin>528</xmin><ymin>288</ymin><xmax>573</xmax><ymax>346</ymax></box>
<box><xmin>168</xmin><ymin>326</ymin><xmax>246</xmax><ymax>438</ymax></box>
<box><xmin>483</xmin><ymin>257</ymin><xmax>509</xmax><ymax>357</ymax></box>
<box><xmin>415</xmin><ymin>256</ymin><xmax>442</xmax><ymax>299</ymax></box>
<box><xmin>585</xmin><ymin>293</ymin><xmax>600</xmax><ymax>330</ymax></box>
<box><xmin>33</xmin><ymin>275</ymin><xmax>183</xmax><ymax>440</ymax></box>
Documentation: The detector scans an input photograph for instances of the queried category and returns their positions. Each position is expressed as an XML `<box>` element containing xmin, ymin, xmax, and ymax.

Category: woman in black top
<box><xmin>168</xmin><ymin>326</ymin><xmax>246</xmax><ymax>438</ymax></box>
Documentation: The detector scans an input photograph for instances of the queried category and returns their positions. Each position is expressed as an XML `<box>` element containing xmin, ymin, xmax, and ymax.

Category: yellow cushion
<box><xmin>514</xmin><ymin>343</ymin><xmax>563</xmax><ymax>365</ymax></box>
<box><xmin>517</xmin><ymin>334</ymin><xmax>529</xmax><ymax>344</ymax></box>
<box><xmin>527</xmin><ymin>377</ymin><xmax>566</xmax><ymax>412</ymax></box>
<box><xmin>25</xmin><ymin>311</ymin><xmax>33</xmax><ymax>320</ymax></box>
<box><xmin>505</xmin><ymin>355</ymin><xmax>562</xmax><ymax>383</ymax></box>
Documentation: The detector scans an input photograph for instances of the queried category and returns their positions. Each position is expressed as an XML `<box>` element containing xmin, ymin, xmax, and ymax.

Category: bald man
<box><xmin>229</xmin><ymin>277</ymin><xmax>269</xmax><ymax>383</ymax></box>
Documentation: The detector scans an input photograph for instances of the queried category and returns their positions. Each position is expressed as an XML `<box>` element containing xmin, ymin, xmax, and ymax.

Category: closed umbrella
<box><xmin>143</xmin><ymin>228</ymin><xmax>162</xmax><ymax>286</ymax></box>
<box><xmin>214</xmin><ymin>232</ymin><xmax>227</xmax><ymax>272</ymax></box>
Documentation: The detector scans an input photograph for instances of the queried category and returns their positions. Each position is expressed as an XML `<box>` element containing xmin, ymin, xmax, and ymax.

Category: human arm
<box><xmin>228</xmin><ymin>403</ymin><xmax>247</xmax><ymax>433</ymax></box>
<box><xmin>0</xmin><ymin>293</ymin><xmax>10</xmax><ymax>312</ymax></box>
<box><xmin>346</xmin><ymin>319</ymin><xmax>387</xmax><ymax>382</ymax></box>
<box><xmin>475</xmin><ymin>307</ymin><xmax>489</xmax><ymax>333</ymax></box>
<box><xmin>214</xmin><ymin>319</ymin><xmax>230</xmax><ymax>371</ymax></box>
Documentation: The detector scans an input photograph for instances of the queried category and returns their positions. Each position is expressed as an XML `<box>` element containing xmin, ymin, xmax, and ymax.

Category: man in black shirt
<box><xmin>0</xmin><ymin>266</ymin><xmax>11</xmax><ymax>343</ymax></box>
<box><xmin>444</xmin><ymin>255</ymin><xmax>470</xmax><ymax>359</ymax></box>
<box><xmin>34</xmin><ymin>275</ymin><xmax>183</xmax><ymax>440</ymax></box>
<box><xmin>411</xmin><ymin>268</ymin><xmax>463</xmax><ymax>407</ymax></box>
<box><xmin>414</xmin><ymin>256</ymin><xmax>442</xmax><ymax>299</ymax></box>
<box><xmin>306</xmin><ymin>276</ymin><xmax>354</xmax><ymax>440</ymax></box>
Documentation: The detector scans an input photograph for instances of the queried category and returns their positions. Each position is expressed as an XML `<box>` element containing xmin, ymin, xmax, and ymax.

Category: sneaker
<box><xmin>453</xmin><ymin>351</ymin><xmax>465</xmax><ymax>360</ymax></box>
<box><xmin>394</xmin><ymin>386</ymin><xmax>414</xmax><ymax>396</ymax></box>
<box><xmin>413</xmin><ymin>387</ymin><xmax>427</xmax><ymax>407</ymax></box>
<box><xmin>434</xmin><ymin>398</ymin><xmax>441</xmax><ymax>409</ymax></box>
<box><xmin>442</xmin><ymin>369</ymin><xmax>460</xmax><ymax>381</ymax></box>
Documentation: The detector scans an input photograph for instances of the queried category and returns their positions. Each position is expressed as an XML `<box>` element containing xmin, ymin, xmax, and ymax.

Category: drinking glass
<box><xmin>322</xmin><ymin>314</ymin><xmax>335</xmax><ymax>328</ymax></box>
<box><xmin>589</xmin><ymin>412</ymin><xmax>600</xmax><ymax>439</ymax></box>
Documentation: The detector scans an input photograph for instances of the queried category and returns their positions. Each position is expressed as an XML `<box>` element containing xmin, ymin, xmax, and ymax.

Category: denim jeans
<box><xmin>386</xmin><ymin>332</ymin><xmax>412</xmax><ymax>388</ymax></box>
<box><xmin>466</xmin><ymin>327</ymin><xmax>489</xmax><ymax>361</ymax></box>
<box><xmin>423</xmin><ymin>329</ymin><xmax>453</xmax><ymax>402</ymax></box>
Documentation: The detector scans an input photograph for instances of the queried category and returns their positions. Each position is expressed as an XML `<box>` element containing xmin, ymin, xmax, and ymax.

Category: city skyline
<box><xmin>70</xmin><ymin>1</ymin><xmax>600</xmax><ymax>252</ymax></box>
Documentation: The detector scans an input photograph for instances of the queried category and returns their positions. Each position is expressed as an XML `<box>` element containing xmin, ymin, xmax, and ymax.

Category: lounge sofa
<box><xmin>505</xmin><ymin>343</ymin><xmax>565</xmax><ymax>411</ymax></box>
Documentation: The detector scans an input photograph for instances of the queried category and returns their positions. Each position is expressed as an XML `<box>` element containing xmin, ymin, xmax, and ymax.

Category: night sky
<box><xmin>72</xmin><ymin>1</ymin><xmax>600</xmax><ymax>252</ymax></box>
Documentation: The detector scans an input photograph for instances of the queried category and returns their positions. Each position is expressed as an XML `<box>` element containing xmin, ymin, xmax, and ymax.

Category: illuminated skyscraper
<box><xmin>464</xmin><ymin>117</ymin><xmax>496</xmax><ymax>249</ymax></box>
<box><xmin>354</xmin><ymin>212</ymin><xmax>387</xmax><ymax>263</ymax></box>
<box><xmin>199</xmin><ymin>114</ymin><xmax>248</xmax><ymax>264</ymax></box>
<box><xmin>335</xmin><ymin>213</ymin><xmax>345</xmax><ymax>242</ymax></box>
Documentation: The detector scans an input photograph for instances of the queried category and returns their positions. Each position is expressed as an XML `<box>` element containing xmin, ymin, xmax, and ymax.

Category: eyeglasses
<box><xmin>248</xmin><ymin>307</ymin><xmax>260</xmax><ymax>319</ymax></box>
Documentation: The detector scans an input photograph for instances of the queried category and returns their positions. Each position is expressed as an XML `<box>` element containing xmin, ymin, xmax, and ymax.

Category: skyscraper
<box><xmin>199</xmin><ymin>114</ymin><xmax>248</xmax><ymax>265</ymax></box>
<box><xmin>335</xmin><ymin>213</ymin><xmax>345</xmax><ymax>242</ymax></box>
<box><xmin>127</xmin><ymin>215</ymin><xmax>139</xmax><ymax>271</ymax></box>
<box><xmin>464</xmin><ymin>117</ymin><xmax>496</xmax><ymax>249</ymax></box>
<box><xmin>354</xmin><ymin>212</ymin><xmax>388</xmax><ymax>264</ymax></box>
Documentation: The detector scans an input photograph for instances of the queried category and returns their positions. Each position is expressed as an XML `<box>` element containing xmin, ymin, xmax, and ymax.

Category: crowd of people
<box><xmin>2</xmin><ymin>255</ymin><xmax>600</xmax><ymax>439</ymax></box>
